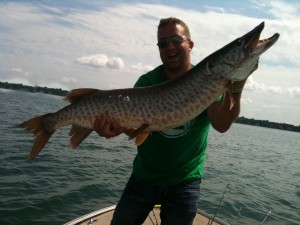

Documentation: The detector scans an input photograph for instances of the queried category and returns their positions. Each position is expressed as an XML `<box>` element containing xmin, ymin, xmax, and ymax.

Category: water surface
<box><xmin>0</xmin><ymin>89</ymin><xmax>299</xmax><ymax>225</ymax></box>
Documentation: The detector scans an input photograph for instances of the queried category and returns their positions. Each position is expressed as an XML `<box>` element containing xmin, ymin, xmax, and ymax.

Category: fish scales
<box><xmin>35</xmin><ymin>71</ymin><xmax>224</xmax><ymax>133</ymax></box>
<box><xmin>17</xmin><ymin>22</ymin><xmax>280</xmax><ymax>159</ymax></box>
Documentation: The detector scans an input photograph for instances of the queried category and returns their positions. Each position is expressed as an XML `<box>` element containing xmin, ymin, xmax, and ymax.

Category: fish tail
<box><xmin>17</xmin><ymin>113</ymin><xmax>54</xmax><ymax>160</ymax></box>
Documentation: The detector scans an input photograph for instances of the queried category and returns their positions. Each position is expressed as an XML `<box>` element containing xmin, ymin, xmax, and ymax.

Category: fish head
<box><xmin>208</xmin><ymin>22</ymin><xmax>280</xmax><ymax>81</ymax></box>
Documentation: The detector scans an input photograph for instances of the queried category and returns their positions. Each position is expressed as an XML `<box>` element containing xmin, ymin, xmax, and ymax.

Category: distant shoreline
<box><xmin>1</xmin><ymin>81</ymin><xmax>299</xmax><ymax>132</ymax></box>
<box><xmin>0</xmin><ymin>81</ymin><xmax>68</xmax><ymax>96</ymax></box>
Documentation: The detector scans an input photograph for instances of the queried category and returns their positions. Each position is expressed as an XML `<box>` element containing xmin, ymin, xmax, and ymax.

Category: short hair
<box><xmin>157</xmin><ymin>17</ymin><xmax>191</xmax><ymax>40</ymax></box>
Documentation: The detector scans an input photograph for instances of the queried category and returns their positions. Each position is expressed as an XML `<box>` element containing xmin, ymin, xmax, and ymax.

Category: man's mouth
<box><xmin>167</xmin><ymin>51</ymin><xmax>179</xmax><ymax>59</ymax></box>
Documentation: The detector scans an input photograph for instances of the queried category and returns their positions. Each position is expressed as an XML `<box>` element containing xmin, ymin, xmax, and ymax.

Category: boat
<box><xmin>64</xmin><ymin>205</ymin><xmax>230</xmax><ymax>225</ymax></box>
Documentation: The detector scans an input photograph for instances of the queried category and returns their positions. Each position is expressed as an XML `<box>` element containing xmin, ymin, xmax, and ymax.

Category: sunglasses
<box><xmin>157</xmin><ymin>35</ymin><xmax>187</xmax><ymax>49</ymax></box>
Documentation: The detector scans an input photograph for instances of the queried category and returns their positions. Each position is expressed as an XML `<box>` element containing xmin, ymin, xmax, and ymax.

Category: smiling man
<box><xmin>94</xmin><ymin>17</ymin><xmax>251</xmax><ymax>225</ymax></box>
<box><xmin>156</xmin><ymin>19</ymin><xmax>194</xmax><ymax>79</ymax></box>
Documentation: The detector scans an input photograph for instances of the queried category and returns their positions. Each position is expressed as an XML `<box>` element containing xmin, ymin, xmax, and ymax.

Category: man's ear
<box><xmin>189</xmin><ymin>40</ymin><xmax>194</xmax><ymax>52</ymax></box>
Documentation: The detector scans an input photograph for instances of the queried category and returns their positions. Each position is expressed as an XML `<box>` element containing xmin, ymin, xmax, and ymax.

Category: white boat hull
<box><xmin>64</xmin><ymin>205</ymin><xmax>230</xmax><ymax>225</ymax></box>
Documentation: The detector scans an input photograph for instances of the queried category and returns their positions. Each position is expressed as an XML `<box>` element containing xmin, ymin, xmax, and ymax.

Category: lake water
<box><xmin>0</xmin><ymin>89</ymin><xmax>299</xmax><ymax>225</ymax></box>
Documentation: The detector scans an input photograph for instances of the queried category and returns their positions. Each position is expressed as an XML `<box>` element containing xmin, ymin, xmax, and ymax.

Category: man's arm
<box><xmin>207</xmin><ymin>91</ymin><xmax>242</xmax><ymax>133</ymax></box>
<box><xmin>207</xmin><ymin>60</ymin><xmax>258</xmax><ymax>133</ymax></box>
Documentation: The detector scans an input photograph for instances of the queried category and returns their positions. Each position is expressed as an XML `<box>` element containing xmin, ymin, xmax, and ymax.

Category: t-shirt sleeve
<box><xmin>216</xmin><ymin>95</ymin><xmax>223</xmax><ymax>102</ymax></box>
<box><xmin>134</xmin><ymin>75</ymin><xmax>152</xmax><ymax>88</ymax></box>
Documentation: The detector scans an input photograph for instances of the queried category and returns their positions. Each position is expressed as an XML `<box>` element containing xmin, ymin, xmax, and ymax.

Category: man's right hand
<box><xmin>93</xmin><ymin>114</ymin><xmax>126</xmax><ymax>138</ymax></box>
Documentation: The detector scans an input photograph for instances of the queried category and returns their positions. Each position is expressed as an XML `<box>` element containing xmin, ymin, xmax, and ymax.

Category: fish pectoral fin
<box><xmin>222</xmin><ymin>81</ymin><xmax>235</xmax><ymax>110</ymax></box>
<box><xmin>65</xmin><ymin>88</ymin><xmax>99</xmax><ymax>103</ymax></box>
<box><xmin>127</xmin><ymin>124</ymin><xmax>149</xmax><ymax>139</ymax></box>
<box><xmin>127</xmin><ymin>124</ymin><xmax>150</xmax><ymax>145</ymax></box>
<box><xmin>135</xmin><ymin>131</ymin><xmax>150</xmax><ymax>146</ymax></box>
<box><xmin>69</xmin><ymin>125</ymin><xmax>93</xmax><ymax>148</ymax></box>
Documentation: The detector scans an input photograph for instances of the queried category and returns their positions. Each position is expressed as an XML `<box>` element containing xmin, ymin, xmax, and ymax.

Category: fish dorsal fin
<box><xmin>65</xmin><ymin>88</ymin><xmax>99</xmax><ymax>103</ymax></box>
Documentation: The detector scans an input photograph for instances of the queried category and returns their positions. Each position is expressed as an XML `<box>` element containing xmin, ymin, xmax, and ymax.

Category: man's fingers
<box><xmin>94</xmin><ymin>114</ymin><xmax>125</xmax><ymax>138</ymax></box>
<box><xmin>94</xmin><ymin>114</ymin><xmax>108</xmax><ymax>136</ymax></box>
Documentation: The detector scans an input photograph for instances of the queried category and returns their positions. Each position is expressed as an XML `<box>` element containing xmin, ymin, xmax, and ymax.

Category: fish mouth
<box><xmin>244</xmin><ymin>22</ymin><xmax>280</xmax><ymax>53</ymax></box>
<box><xmin>254</xmin><ymin>33</ymin><xmax>280</xmax><ymax>53</ymax></box>
<box><xmin>244</xmin><ymin>22</ymin><xmax>264</xmax><ymax>50</ymax></box>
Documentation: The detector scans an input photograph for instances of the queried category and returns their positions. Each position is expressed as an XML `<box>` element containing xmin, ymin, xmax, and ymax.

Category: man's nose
<box><xmin>166</xmin><ymin>40</ymin><xmax>176</xmax><ymax>48</ymax></box>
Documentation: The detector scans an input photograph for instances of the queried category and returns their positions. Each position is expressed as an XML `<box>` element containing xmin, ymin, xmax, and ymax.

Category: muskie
<box><xmin>18</xmin><ymin>22</ymin><xmax>279</xmax><ymax>159</ymax></box>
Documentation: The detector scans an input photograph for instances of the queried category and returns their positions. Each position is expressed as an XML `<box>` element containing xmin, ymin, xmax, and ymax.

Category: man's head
<box><xmin>157</xmin><ymin>17</ymin><xmax>191</xmax><ymax>40</ymax></box>
<box><xmin>157</xmin><ymin>17</ymin><xmax>194</xmax><ymax>78</ymax></box>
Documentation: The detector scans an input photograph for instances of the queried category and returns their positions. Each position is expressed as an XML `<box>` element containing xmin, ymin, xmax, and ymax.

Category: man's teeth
<box><xmin>168</xmin><ymin>52</ymin><xmax>177</xmax><ymax>57</ymax></box>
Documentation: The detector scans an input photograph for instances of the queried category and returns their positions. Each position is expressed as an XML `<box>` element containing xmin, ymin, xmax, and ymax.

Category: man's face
<box><xmin>157</xmin><ymin>24</ymin><xmax>193</xmax><ymax>73</ymax></box>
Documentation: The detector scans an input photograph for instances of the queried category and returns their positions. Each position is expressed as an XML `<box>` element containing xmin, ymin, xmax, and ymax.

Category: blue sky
<box><xmin>0</xmin><ymin>0</ymin><xmax>299</xmax><ymax>125</ymax></box>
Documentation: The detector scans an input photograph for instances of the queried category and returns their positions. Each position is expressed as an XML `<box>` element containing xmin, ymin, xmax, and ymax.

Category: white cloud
<box><xmin>245</xmin><ymin>77</ymin><xmax>266</xmax><ymax>91</ymax></box>
<box><xmin>130</xmin><ymin>63</ymin><xmax>154</xmax><ymax>73</ymax></box>
<box><xmin>269</xmin><ymin>1</ymin><xmax>299</xmax><ymax>19</ymax></box>
<box><xmin>203</xmin><ymin>6</ymin><xmax>226</xmax><ymax>13</ymax></box>
<box><xmin>107</xmin><ymin>57</ymin><xmax>125</xmax><ymax>69</ymax></box>
<box><xmin>288</xmin><ymin>87</ymin><xmax>300</xmax><ymax>97</ymax></box>
<box><xmin>62</xmin><ymin>76</ymin><xmax>77</xmax><ymax>83</ymax></box>
<box><xmin>250</xmin><ymin>0</ymin><xmax>299</xmax><ymax>19</ymax></box>
<box><xmin>75</xmin><ymin>54</ymin><xmax>108</xmax><ymax>68</ymax></box>
<box><xmin>11</xmin><ymin>67</ymin><xmax>31</xmax><ymax>77</ymax></box>
<box><xmin>245</xmin><ymin>77</ymin><xmax>283</xmax><ymax>94</ymax></box>
<box><xmin>11</xmin><ymin>68</ymin><xmax>23</xmax><ymax>73</ymax></box>
<box><xmin>267</xmin><ymin>86</ymin><xmax>283</xmax><ymax>94</ymax></box>
<box><xmin>241</xmin><ymin>97</ymin><xmax>254</xmax><ymax>106</ymax></box>
<box><xmin>74</xmin><ymin>54</ymin><xmax>125</xmax><ymax>69</ymax></box>
<box><xmin>262</xmin><ymin>104</ymin><xmax>281</xmax><ymax>110</ymax></box>
<box><xmin>23</xmin><ymin>72</ymin><xmax>31</xmax><ymax>77</ymax></box>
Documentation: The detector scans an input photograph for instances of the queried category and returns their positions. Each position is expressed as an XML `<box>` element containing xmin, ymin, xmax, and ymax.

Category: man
<box><xmin>94</xmin><ymin>17</ymin><xmax>251</xmax><ymax>225</ymax></box>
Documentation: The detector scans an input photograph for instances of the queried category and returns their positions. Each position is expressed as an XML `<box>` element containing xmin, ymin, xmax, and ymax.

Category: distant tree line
<box><xmin>0</xmin><ymin>81</ymin><xmax>68</xmax><ymax>96</ymax></box>
<box><xmin>235</xmin><ymin>117</ymin><xmax>300</xmax><ymax>132</ymax></box>
<box><xmin>1</xmin><ymin>81</ymin><xmax>299</xmax><ymax>133</ymax></box>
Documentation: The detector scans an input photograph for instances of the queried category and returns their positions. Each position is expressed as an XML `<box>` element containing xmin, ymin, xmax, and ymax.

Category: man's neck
<box><xmin>164</xmin><ymin>64</ymin><xmax>191</xmax><ymax>80</ymax></box>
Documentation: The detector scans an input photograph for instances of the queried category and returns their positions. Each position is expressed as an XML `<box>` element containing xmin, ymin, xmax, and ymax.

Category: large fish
<box><xmin>18</xmin><ymin>22</ymin><xmax>279</xmax><ymax>159</ymax></box>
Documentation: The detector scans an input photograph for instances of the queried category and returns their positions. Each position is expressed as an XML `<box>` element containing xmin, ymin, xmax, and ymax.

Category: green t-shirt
<box><xmin>132</xmin><ymin>65</ymin><xmax>212</xmax><ymax>185</ymax></box>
